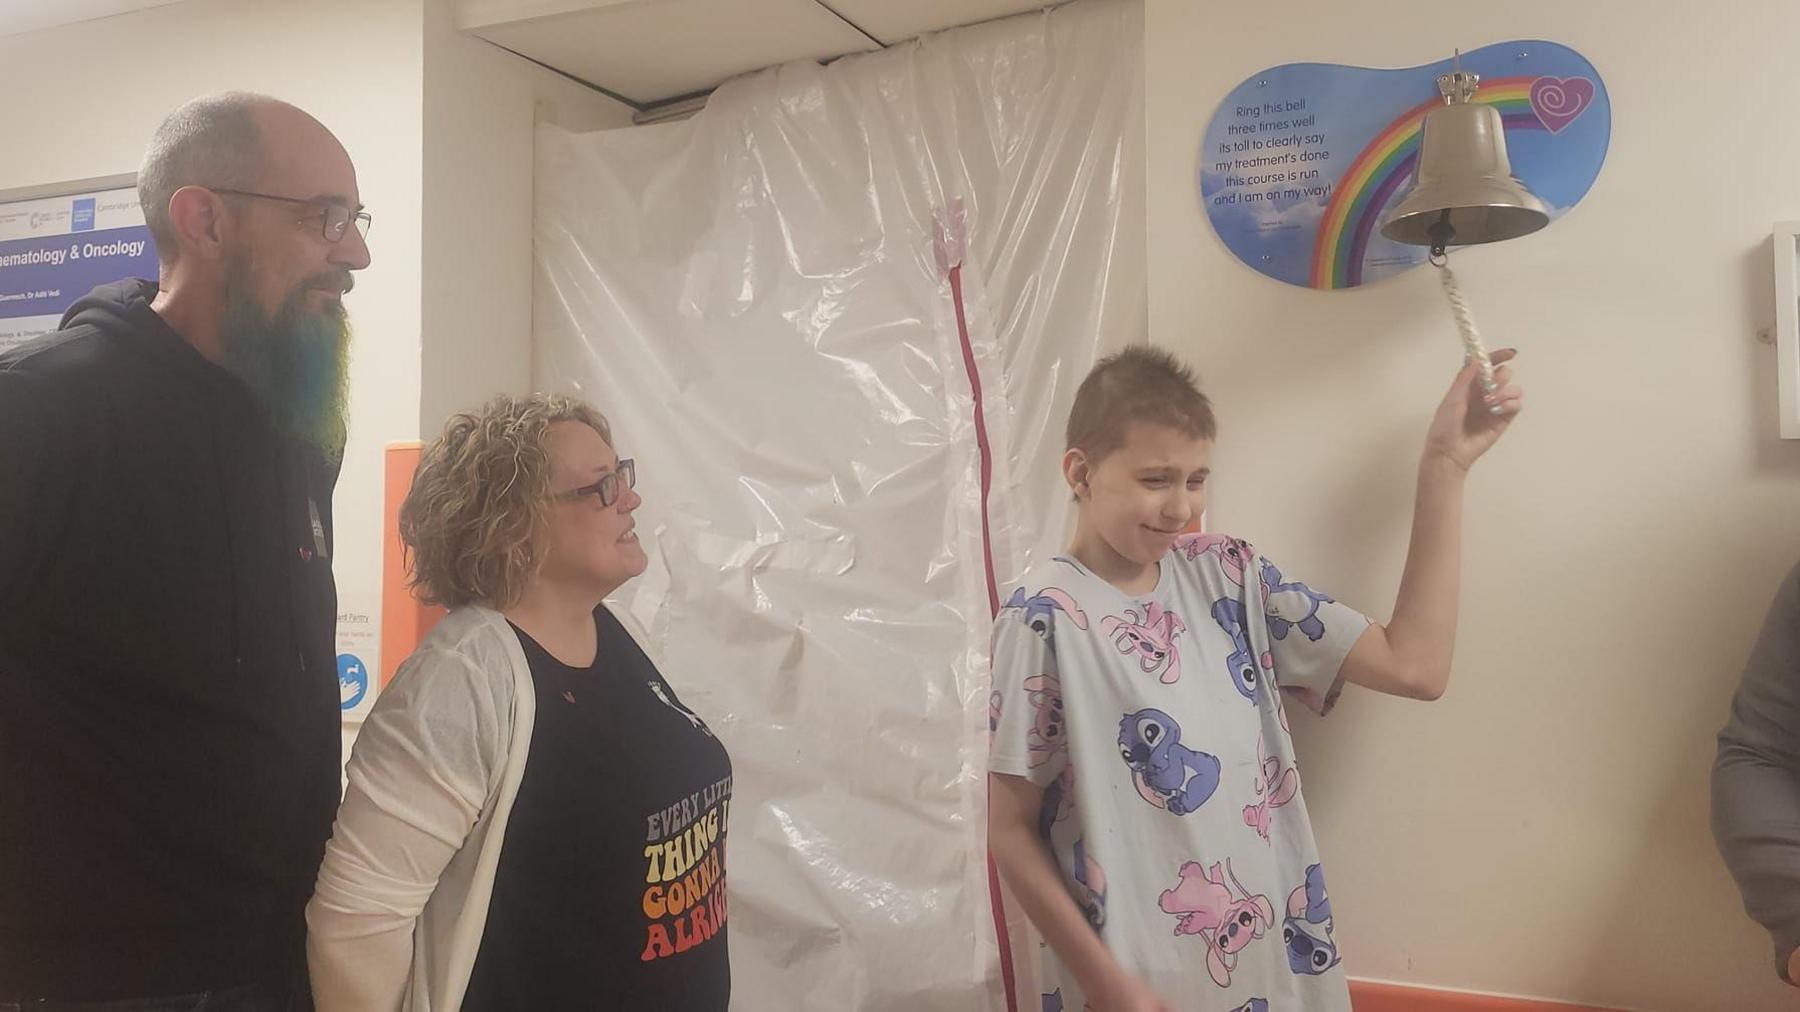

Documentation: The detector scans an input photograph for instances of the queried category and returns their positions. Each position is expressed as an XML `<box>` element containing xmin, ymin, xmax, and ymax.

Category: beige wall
<box><xmin>0</xmin><ymin>0</ymin><xmax>427</xmax><ymax>710</ymax></box>
<box><xmin>1148</xmin><ymin>2</ymin><xmax>1800</xmax><ymax>1009</ymax></box>
<box><xmin>0</xmin><ymin>0</ymin><xmax>631</xmax><ymax>757</ymax></box>
<box><xmin>420</xmin><ymin>0</ymin><xmax>635</xmax><ymax>436</ymax></box>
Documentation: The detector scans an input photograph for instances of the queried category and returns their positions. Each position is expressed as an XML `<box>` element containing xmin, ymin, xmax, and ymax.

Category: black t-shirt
<box><xmin>462</xmin><ymin>607</ymin><xmax>733</xmax><ymax>1010</ymax></box>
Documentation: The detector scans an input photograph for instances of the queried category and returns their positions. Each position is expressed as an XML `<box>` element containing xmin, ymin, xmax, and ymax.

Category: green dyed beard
<box><xmin>218</xmin><ymin>254</ymin><xmax>352</xmax><ymax>463</ymax></box>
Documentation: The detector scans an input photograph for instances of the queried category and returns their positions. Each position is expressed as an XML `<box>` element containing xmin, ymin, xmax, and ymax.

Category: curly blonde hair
<box><xmin>401</xmin><ymin>393</ymin><xmax>612</xmax><ymax>609</ymax></box>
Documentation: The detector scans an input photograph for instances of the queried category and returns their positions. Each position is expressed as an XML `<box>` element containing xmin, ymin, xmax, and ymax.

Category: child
<box><xmin>988</xmin><ymin>345</ymin><xmax>1521</xmax><ymax>1010</ymax></box>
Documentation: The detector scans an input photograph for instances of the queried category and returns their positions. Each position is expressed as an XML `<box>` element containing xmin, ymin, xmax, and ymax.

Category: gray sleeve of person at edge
<box><xmin>1712</xmin><ymin>560</ymin><xmax>1800</xmax><ymax>982</ymax></box>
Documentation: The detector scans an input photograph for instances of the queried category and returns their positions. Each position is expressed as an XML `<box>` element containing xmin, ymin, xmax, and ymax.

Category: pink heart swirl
<box><xmin>1529</xmin><ymin>76</ymin><xmax>1594</xmax><ymax>134</ymax></box>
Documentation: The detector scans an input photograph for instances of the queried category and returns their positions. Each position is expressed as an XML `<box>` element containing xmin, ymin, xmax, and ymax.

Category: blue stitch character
<box><xmin>1071</xmin><ymin>837</ymin><xmax>1107</xmax><ymax>929</ymax></box>
<box><xmin>1038</xmin><ymin>767</ymin><xmax>1074</xmax><ymax>841</ymax></box>
<box><xmin>1004</xmin><ymin>586</ymin><xmax>1089</xmax><ymax>645</ymax></box>
<box><xmin>1042</xmin><ymin>990</ymin><xmax>1063</xmax><ymax>1012</ymax></box>
<box><xmin>1260</xmin><ymin>559</ymin><xmax>1333</xmax><ymax>642</ymax></box>
<box><xmin>1284</xmin><ymin>862</ymin><xmax>1339</xmax><ymax>976</ymax></box>
<box><xmin>1230</xmin><ymin>1001</ymin><xmax>1270</xmax><ymax>1012</ymax></box>
<box><xmin>1210</xmin><ymin>598</ymin><xmax>1267</xmax><ymax>703</ymax></box>
<box><xmin>1117</xmin><ymin>708</ymin><xmax>1220</xmax><ymax>815</ymax></box>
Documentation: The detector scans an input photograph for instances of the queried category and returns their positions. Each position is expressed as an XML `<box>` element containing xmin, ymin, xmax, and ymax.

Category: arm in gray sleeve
<box><xmin>1712</xmin><ymin>561</ymin><xmax>1800</xmax><ymax>983</ymax></box>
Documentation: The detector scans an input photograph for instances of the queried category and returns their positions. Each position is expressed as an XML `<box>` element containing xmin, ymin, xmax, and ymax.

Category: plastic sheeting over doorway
<box><xmin>532</xmin><ymin>1</ymin><xmax>1143</xmax><ymax>1006</ymax></box>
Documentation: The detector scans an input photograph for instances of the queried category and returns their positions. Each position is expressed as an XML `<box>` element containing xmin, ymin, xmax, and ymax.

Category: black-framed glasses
<box><xmin>211</xmin><ymin>188</ymin><xmax>372</xmax><ymax>242</ymax></box>
<box><xmin>557</xmin><ymin>459</ymin><xmax>636</xmax><ymax>507</ymax></box>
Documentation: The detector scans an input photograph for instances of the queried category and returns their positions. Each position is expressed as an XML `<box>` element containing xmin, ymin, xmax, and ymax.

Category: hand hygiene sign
<box><xmin>0</xmin><ymin>186</ymin><xmax>158</xmax><ymax>352</ymax></box>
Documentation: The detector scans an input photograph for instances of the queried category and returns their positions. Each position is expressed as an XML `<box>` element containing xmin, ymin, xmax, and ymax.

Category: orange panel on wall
<box><xmin>380</xmin><ymin>442</ymin><xmax>445</xmax><ymax>689</ymax></box>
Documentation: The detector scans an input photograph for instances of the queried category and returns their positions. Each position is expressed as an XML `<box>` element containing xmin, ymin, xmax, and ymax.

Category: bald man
<box><xmin>0</xmin><ymin>93</ymin><xmax>372</xmax><ymax>1010</ymax></box>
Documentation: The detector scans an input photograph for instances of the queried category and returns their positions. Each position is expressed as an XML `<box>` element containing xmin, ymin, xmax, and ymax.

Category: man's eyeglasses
<box><xmin>557</xmin><ymin>459</ymin><xmax>636</xmax><ymax>508</ymax></box>
<box><xmin>211</xmin><ymin>188</ymin><xmax>372</xmax><ymax>243</ymax></box>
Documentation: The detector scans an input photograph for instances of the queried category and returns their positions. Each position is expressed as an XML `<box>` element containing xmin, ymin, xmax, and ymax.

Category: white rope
<box><xmin>1434</xmin><ymin>255</ymin><xmax>1504</xmax><ymax>413</ymax></box>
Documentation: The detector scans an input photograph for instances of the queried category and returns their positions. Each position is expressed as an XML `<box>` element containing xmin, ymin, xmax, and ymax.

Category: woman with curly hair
<box><xmin>306</xmin><ymin>394</ymin><xmax>732</xmax><ymax>1011</ymax></box>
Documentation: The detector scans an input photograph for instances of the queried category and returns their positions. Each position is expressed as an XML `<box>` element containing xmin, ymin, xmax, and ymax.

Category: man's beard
<box><xmin>218</xmin><ymin>253</ymin><xmax>353</xmax><ymax>463</ymax></box>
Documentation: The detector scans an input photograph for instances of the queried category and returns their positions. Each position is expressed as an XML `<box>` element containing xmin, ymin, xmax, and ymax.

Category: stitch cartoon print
<box><xmin>1117</xmin><ymin>708</ymin><xmax>1219</xmax><ymax>815</ymax></box>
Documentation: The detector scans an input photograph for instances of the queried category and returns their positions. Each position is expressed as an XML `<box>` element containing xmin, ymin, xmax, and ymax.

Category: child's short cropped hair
<box><xmin>1065</xmin><ymin>344</ymin><xmax>1216</xmax><ymax>461</ymax></box>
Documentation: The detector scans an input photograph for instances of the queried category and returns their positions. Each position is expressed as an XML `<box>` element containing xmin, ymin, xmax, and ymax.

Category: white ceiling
<box><xmin>826</xmin><ymin>0</ymin><xmax>1059</xmax><ymax>49</ymax></box>
<box><xmin>458</xmin><ymin>0</ymin><xmax>1067</xmax><ymax>107</ymax></box>
<box><xmin>0</xmin><ymin>0</ymin><xmax>188</xmax><ymax>39</ymax></box>
<box><xmin>0</xmin><ymin>0</ymin><xmax>1066</xmax><ymax>106</ymax></box>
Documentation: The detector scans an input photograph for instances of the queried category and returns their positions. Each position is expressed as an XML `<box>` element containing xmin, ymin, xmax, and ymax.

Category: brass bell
<box><xmin>1380</xmin><ymin>63</ymin><xmax>1549</xmax><ymax>252</ymax></box>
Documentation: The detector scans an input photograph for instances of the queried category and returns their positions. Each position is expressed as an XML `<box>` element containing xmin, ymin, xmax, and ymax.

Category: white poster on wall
<box><xmin>0</xmin><ymin>185</ymin><xmax>158</xmax><ymax>353</ymax></box>
<box><xmin>335</xmin><ymin>594</ymin><xmax>379</xmax><ymax>724</ymax></box>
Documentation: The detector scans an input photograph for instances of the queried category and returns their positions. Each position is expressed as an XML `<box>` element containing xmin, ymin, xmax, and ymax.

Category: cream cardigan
<box><xmin>305</xmin><ymin>604</ymin><xmax>659</xmax><ymax>1011</ymax></box>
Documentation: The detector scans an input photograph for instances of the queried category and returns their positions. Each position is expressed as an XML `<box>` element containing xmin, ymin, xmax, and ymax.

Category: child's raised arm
<box><xmin>1340</xmin><ymin>349</ymin><xmax>1523</xmax><ymax>701</ymax></box>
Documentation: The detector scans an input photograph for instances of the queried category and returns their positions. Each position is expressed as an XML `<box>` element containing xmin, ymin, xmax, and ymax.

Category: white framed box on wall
<box><xmin>1778</xmin><ymin>221</ymin><xmax>1800</xmax><ymax>438</ymax></box>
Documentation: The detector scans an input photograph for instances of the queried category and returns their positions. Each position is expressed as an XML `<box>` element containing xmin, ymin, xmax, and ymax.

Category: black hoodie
<box><xmin>0</xmin><ymin>280</ymin><xmax>341</xmax><ymax>999</ymax></box>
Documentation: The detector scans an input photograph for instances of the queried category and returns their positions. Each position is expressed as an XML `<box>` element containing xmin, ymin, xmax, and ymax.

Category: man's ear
<box><xmin>165</xmin><ymin>185</ymin><xmax>230</xmax><ymax>263</ymax></box>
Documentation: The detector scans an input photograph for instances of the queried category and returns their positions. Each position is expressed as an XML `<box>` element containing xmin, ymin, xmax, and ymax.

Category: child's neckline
<box><xmin>1055</xmin><ymin>552</ymin><xmax>1167</xmax><ymax>601</ymax></box>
